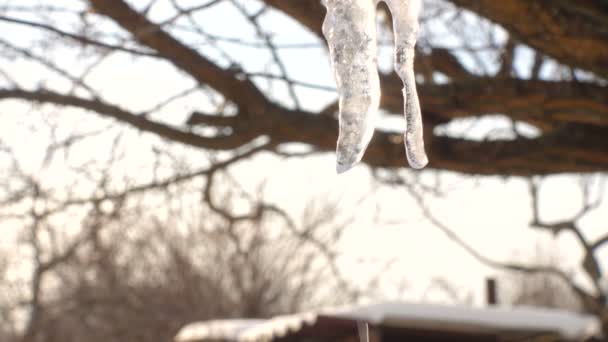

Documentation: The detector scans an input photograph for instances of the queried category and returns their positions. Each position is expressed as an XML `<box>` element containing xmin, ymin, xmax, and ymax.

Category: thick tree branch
<box><xmin>3</xmin><ymin>88</ymin><xmax>608</xmax><ymax>176</ymax></box>
<box><xmin>448</xmin><ymin>0</ymin><xmax>608</xmax><ymax>78</ymax></box>
<box><xmin>273</xmin><ymin>107</ymin><xmax>608</xmax><ymax>175</ymax></box>
<box><xmin>381</xmin><ymin>75</ymin><xmax>608</xmax><ymax>129</ymax></box>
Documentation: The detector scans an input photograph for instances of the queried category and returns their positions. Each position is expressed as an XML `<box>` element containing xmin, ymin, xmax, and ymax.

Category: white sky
<box><xmin>0</xmin><ymin>0</ymin><xmax>606</xmax><ymax>308</ymax></box>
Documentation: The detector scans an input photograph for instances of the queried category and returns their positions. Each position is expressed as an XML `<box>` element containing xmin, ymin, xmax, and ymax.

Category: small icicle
<box><xmin>385</xmin><ymin>0</ymin><xmax>428</xmax><ymax>169</ymax></box>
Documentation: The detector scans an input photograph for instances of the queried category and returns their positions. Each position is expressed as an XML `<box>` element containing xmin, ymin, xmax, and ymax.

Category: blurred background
<box><xmin>0</xmin><ymin>0</ymin><xmax>606</xmax><ymax>341</ymax></box>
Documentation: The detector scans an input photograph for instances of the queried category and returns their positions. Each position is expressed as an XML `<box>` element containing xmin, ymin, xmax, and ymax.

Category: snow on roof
<box><xmin>329</xmin><ymin>301</ymin><xmax>602</xmax><ymax>340</ymax></box>
<box><xmin>175</xmin><ymin>319</ymin><xmax>266</xmax><ymax>342</ymax></box>
<box><xmin>175</xmin><ymin>301</ymin><xmax>602</xmax><ymax>342</ymax></box>
<box><xmin>175</xmin><ymin>313</ymin><xmax>316</xmax><ymax>342</ymax></box>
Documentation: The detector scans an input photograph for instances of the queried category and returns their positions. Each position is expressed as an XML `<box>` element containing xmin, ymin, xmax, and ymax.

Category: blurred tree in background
<box><xmin>0</xmin><ymin>0</ymin><xmax>606</xmax><ymax>340</ymax></box>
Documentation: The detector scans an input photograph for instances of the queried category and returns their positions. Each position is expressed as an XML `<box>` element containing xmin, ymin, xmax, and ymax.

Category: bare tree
<box><xmin>0</xmin><ymin>0</ymin><xmax>607</xmax><ymax>340</ymax></box>
<box><xmin>0</xmin><ymin>0</ymin><xmax>605</xmax><ymax>175</ymax></box>
<box><xmin>1</xmin><ymin>167</ymin><xmax>363</xmax><ymax>341</ymax></box>
<box><xmin>373</xmin><ymin>170</ymin><xmax>607</xmax><ymax>333</ymax></box>
<box><xmin>501</xmin><ymin>244</ymin><xmax>582</xmax><ymax>311</ymax></box>
<box><xmin>0</xmin><ymin>117</ymin><xmax>370</xmax><ymax>341</ymax></box>
<box><xmin>528</xmin><ymin>176</ymin><xmax>607</xmax><ymax>332</ymax></box>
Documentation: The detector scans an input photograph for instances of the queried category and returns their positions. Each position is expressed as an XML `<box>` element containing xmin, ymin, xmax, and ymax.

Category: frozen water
<box><xmin>385</xmin><ymin>0</ymin><xmax>428</xmax><ymax>169</ymax></box>
<box><xmin>322</xmin><ymin>0</ymin><xmax>428</xmax><ymax>172</ymax></box>
<box><xmin>322</xmin><ymin>0</ymin><xmax>381</xmax><ymax>173</ymax></box>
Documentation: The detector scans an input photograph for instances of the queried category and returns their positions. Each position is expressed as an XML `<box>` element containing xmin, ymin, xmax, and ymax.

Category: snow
<box><xmin>175</xmin><ymin>301</ymin><xmax>602</xmax><ymax>342</ymax></box>
<box><xmin>239</xmin><ymin>312</ymin><xmax>316</xmax><ymax>341</ymax></box>
<box><xmin>322</xmin><ymin>0</ymin><xmax>428</xmax><ymax>173</ymax></box>
<box><xmin>175</xmin><ymin>319</ymin><xmax>266</xmax><ymax>342</ymax></box>
<box><xmin>175</xmin><ymin>313</ymin><xmax>316</xmax><ymax>342</ymax></box>
<box><xmin>330</xmin><ymin>301</ymin><xmax>602</xmax><ymax>340</ymax></box>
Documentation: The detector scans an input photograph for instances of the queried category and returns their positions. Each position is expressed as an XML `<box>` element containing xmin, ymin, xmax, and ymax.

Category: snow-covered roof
<box><xmin>175</xmin><ymin>319</ymin><xmax>266</xmax><ymax>342</ymax></box>
<box><xmin>330</xmin><ymin>301</ymin><xmax>601</xmax><ymax>340</ymax></box>
<box><xmin>175</xmin><ymin>301</ymin><xmax>602</xmax><ymax>342</ymax></box>
<box><xmin>175</xmin><ymin>313</ymin><xmax>317</xmax><ymax>342</ymax></box>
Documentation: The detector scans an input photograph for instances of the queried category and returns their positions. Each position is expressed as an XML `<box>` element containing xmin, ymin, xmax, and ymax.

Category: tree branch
<box><xmin>89</xmin><ymin>0</ymin><xmax>271</xmax><ymax>115</ymax></box>
<box><xmin>0</xmin><ymin>88</ymin><xmax>254</xmax><ymax>150</ymax></box>
<box><xmin>448</xmin><ymin>0</ymin><xmax>608</xmax><ymax>78</ymax></box>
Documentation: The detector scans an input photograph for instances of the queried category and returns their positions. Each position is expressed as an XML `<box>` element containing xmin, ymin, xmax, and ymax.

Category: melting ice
<box><xmin>322</xmin><ymin>0</ymin><xmax>428</xmax><ymax>172</ymax></box>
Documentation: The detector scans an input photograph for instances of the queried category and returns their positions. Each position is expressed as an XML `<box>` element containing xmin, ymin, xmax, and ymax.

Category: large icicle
<box><xmin>322</xmin><ymin>0</ymin><xmax>381</xmax><ymax>173</ymax></box>
<box><xmin>322</xmin><ymin>0</ymin><xmax>428</xmax><ymax>172</ymax></box>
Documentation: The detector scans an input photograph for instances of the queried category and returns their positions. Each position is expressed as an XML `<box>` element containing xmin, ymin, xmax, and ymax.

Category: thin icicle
<box><xmin>385</xmin><ymin>0</ymin><xmax>428</xmax><ymax>169</ymax></box>
<box><xmin>322</xmin><ymin>0</ymin><xmax>428</xmax><ymax>172</ymax></box>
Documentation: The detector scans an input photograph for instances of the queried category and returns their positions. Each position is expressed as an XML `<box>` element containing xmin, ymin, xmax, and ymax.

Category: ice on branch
<box><xmin>322</xmin><ymin>0</ymin><xmax>428</xmax><ymax>173</ymax></box>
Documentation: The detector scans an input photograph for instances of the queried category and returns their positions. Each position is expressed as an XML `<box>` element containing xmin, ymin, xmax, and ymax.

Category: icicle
<box><xmin>385</xmin><ymin>0</ymin><xmax>428</xmax><ymax>169</ymax></box>
<box><xmin>322</xmin><ymin>0</ymin><xmax>428</xmax><ymax>172</ymax></box>
<box><xmin>322</xmin><ymin>0</ymin><xmax>381</xmax><ymax>173</ymax></box>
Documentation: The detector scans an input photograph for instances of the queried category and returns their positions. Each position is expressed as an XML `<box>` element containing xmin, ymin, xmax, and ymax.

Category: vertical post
<box><xmin>486</xmin><ymin>277</ymin><xmax>498</xmax><ymax>305</ymax></box>
<box><xmin>357</xmin><ymin>321</ymin><xmax>369</xmax><ymax>342</ymax></box>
